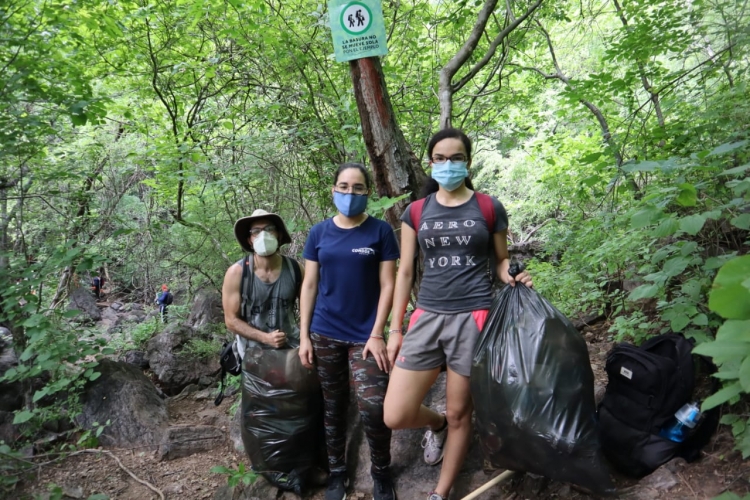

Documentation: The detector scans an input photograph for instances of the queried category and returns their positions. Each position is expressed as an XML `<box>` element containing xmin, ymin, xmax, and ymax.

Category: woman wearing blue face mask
<box><xmin>382</xmin><ymin>129</ymin><xmax>532</xmax><ymax>500</ymax></box>
<box><xmin>299</xmin><ymin>163</ymin><xmax>400</xmax><ymax>500</ymax></box>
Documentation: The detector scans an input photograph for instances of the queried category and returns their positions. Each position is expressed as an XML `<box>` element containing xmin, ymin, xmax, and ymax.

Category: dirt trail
<box><xmin>10</xmin><ymin>321</ymin><xmax>750</xmax><ymax>499</ymax></box>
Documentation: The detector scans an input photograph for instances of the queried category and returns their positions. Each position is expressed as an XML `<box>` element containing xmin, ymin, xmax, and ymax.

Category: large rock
<box><xmin>159</xmin><ymin>425</ymin><xmax>225</xmax><ymax>460</ymax></box>
<box><xmin>145</xmin><ymin>323</ymin><xmax>220</xmax><ymax>395</ymax></box>
<box><xmin>120</xmin><ymin>350</ymin><xmax>149</xmax><ymax>369</ymax></box>
<box><xmin>99</xmin><ymin>306</ymin><xmax>122</xmax><ymax>333</ymax></box>
<box><xmin>76</xmin><ymin>359</ymin><xmax>168</xmax><ymax>449</ymax></box>
<box><xmin>0</xmin><ymin>410</ymin><xmax>19</xmax><ymax>444</ymax></box>
<box><xmin>67</xmin><ymin>287</ymin><xmax>101</xmax><ymax>322</ymax></box>
<box><xmin>186</xmin><ymin>288</ymin><xmax>224</xmax><ymax>330</ymax></box>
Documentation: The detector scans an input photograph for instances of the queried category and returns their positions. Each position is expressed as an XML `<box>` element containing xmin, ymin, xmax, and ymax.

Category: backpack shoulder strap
<box><xmin>240</xmin><ymin>254</ymin><xmax>253</xmax><ymax>317</ymax></box>
<box><xmin>286</xmin><ymin>256</ymin><xmax>302</xmax><ymax>297</ymax></box>
<box><xmin>475</xmin><ymin>192</ymin><xmax>496</xmax><ymax>231</ymax></box>
<box><xmin>409</xmin><ymin>198</ymin><xmax>426</xmax><ymax>233</ymax></box>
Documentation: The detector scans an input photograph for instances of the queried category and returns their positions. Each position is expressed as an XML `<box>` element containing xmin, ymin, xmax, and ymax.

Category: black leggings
<box><xmin>311</xmin><ymin>333</ymin><xmax>391</xmax><ymax>478</ymax></box>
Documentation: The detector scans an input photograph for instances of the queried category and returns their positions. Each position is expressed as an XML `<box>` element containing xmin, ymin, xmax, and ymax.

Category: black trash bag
<box><xmin>470</xmin><ymin>266</ymin><xmax>615</xmax><ymax>496</ymax></box>
<box><xmin>241</xmin><ymin>341</ymin><xmax>324</xmax><ymax>495</ymax></box>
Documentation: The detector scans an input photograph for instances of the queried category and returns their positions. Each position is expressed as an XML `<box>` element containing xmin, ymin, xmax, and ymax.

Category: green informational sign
<box><xmin>328</xmin><ymin>0</ymin><xmax>388</xmax><ymax>62</ymax></box>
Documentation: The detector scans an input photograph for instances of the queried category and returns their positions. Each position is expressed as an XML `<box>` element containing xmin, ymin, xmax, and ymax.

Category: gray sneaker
<box><xmin>427</xmin><ymin>492</ymin><xmax>445</xmax><ymax>500</ymax></box>
<box><xmin>421</xmin><ymin>418</ymin><xmax>447</xmax><ymax>465</ymax></box>
<box><xmin>325</xmin><ymin>472</ymin><xmax>349</xmax><ymax>500</ymax></box>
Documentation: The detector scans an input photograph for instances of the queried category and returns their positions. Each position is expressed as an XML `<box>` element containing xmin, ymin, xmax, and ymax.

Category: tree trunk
<box><xmin>349</xmin><ymin>57</ymin><xmax>427</xmax><ymax>225</ymax></box>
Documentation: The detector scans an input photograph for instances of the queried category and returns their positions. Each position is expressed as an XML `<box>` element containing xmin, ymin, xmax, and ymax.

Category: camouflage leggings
<box><xmin>311</xmin><ymin>333</ymin><xmax>391</xmax><ymax>478</ymax></box>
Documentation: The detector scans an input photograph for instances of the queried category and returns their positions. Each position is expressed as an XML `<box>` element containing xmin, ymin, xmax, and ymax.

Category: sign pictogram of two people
<box><xmin>348</xmin><ymin>9</ymin><xmax>365</xmax><ymax>27</ymax></box>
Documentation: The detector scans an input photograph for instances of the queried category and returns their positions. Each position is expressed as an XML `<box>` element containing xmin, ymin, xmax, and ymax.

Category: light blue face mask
<box><xmin>431</xmin><ymin>160</ymin><xmax>468</xmax><ymax>191</ymax></box>
<box><xmin>333</xmin><ymin>191</ymin><xmax>368</xmax><ymax>217</ymax></box>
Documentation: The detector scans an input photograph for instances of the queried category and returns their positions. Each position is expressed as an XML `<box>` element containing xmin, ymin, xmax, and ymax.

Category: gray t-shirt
<box><xmin>401</xmin><ymin>193</ymin><xmax>508</xmax><ymax>313</ymax></box>
<box><xmin>237</xmin><ymin>255</ymin><xmax>300</xmax><ymax>358</ymax></box>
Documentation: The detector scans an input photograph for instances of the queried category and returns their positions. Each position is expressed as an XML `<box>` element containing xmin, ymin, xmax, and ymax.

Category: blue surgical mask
<box><xmin>333</xmin><ymin>191</ymin><xmax>368</xmax><ymax>217</ymax></box>
<box><xmin>431</xmin><ymin>160</ymin><xmax>468</xmax><ymax>191</ymax></box>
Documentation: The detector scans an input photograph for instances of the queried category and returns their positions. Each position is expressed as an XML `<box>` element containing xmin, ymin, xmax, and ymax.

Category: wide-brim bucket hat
<box><xmin>233</xmin><ymin>209</ymin><xmax>292</xmax><ymax>253</ymax></box>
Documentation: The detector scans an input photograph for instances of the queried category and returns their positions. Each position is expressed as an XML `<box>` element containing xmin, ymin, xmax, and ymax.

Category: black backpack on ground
<box><xmin>598</xmin><ymin>334</ymin><xmax>719</xmax><ymax>477</ymax></box>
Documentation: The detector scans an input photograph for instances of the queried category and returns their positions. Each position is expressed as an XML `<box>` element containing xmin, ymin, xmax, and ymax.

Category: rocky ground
<box><xmin>6</xmin><ymin>303</ymin><xmax>750</xmax><ymax>500</ymax></box>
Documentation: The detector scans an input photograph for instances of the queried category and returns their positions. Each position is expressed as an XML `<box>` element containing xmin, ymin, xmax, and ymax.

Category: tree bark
<box><xmin>349</xmin><ymin>57</ymin><xmax>427</xmax><ymax>225</ymax></box>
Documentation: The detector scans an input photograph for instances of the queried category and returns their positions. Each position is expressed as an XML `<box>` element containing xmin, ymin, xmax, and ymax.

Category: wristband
<box><xmin>370</xmin><ymin>334</ymin><xmax>384</xmax><ymax>339</ymax></box>
<box><xmin>388</xmin><ymin>329</ymin><xmax>402</xmax><ymax>334</ymax></box>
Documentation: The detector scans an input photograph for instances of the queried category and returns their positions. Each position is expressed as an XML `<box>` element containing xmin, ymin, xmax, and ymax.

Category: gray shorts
<box><xmin>394</xmin><ymin>308</ymin><xmax>489</xmax><ymax>377</ymax></box>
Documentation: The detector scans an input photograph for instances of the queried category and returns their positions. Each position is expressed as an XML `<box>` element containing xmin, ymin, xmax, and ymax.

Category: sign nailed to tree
<box><xmin>328</xmin><ymin>0</ymin><xmax>388</xmax><ymax>62</ymax></box>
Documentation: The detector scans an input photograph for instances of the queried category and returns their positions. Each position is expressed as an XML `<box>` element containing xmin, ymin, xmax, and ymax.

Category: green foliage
<box><xmin>693</xmin><ymin>255</ymin><xmax>750</xmax><ymax>458</ymax></box>
<box><xmin>34</xmin><ymin>484</ymin><xmax>110</xmax><ymax>500</ymax></box>
<box><xmin>73</xmin><ymin>420</ymin><xmax>110</xmax><ymax>450</ymax></box>
<box><xmin>227</xmin><ymin>375</ymin><xmax>243</xmax><ymax>417</ymax></box>
<box><xmin>0</xmin><ymin>248</ymin><xmax>113</xmax><ymax>436</ymax></box>
<box><xmin>609</xmin><ymin>311</ymin><xmax>654</xmax><ymax>345</ymax></box>
<box><xmin>210</xmin><ymin>463</ymin><xmax>258</xmax><ymax>488</ymax></box>
<box><xmin>182</xmin><ymin>338</ymin><xmax>222</xmax><ymax>360</ymax></box>
<box><xmin>0</xmin><ymin>442</ymin><xmax>25</xmax><ymax>491</ymax></box>
<box><xmin>713</xmin><ymin>493</ymin><xmax>750</xmax><ymax>500</ymax></box>
<box><xmin>0</xmin><ymin>0</ymin><xmax>748</xmax><ymax>466</ymax></box>
<box><xmin>110</xmin><ymin>317</ymin><xmax>162</xmax><ymax>353</ymax></box>
<box><xmin>368</xmin><ymin>194</ymin><xmax>412</xmax><ymax>220</ymax></box>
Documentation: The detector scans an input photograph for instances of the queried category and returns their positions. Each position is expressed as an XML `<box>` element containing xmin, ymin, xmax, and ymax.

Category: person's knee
<box><xmin>383</xmin><ymin>402</ymin><xmax>415</xmax><ymax>429</ymax></box>
<box><xmin>445</xmin><ymin>405</ymin><xmax>472</xmax><ymax>428</ymax></box>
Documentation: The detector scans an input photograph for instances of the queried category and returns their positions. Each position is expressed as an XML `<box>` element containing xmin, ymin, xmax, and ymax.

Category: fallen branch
<box><xmin>460</xmin><ymin>470</ymin><xmax>515</xmax><ymax>500</ymax></box>
<box><xmin>78</xmin><ymin>450</ymin><xmax>164</xmax><ymax>500</ymax></box>
<box><xmin>17</xmin><ymin>448</ymin><xmax>165</xmax><ymax>500</ymax></box>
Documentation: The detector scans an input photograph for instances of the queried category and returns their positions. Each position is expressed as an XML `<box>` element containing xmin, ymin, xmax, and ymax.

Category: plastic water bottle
<box><xmin>659</xmin><ymin>402</ymin><xmax>701</xmax><ymax>442</ymax></box>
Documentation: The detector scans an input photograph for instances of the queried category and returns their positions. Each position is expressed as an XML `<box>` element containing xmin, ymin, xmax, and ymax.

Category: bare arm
<box><xmin>298</xmin><ymin>259</ymin><xmax>320</xmax><ymax>368</ymax></box>
<box><xmin>362</xmin><ymin>260</ymin><xmax>397</xmax><ymax>372</ymax></box>
<box><xmin>371</xmin><ymin>260</ymin><xmax>396</xmax><ymax>337</ymax></box>
<box><xmin>222</xmin><ymin>263</ymin><xmax>282</xmax><ymax>346</ymax></box>
<box><xmin>386</xmin><ymin>223</ymin><xmax>417</xmax><ymax>365</ymax></box>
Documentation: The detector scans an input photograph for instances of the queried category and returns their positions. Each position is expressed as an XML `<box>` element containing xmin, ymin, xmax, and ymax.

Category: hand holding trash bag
<box><xmin>470</xmin><ymin>264</ymin><xmax>615</xmax><ymax>496</ymax></box>
<box><xmin>498</xmin><ymin>259</ymin><xmax>533</xmax><ymax>289</ymax></box>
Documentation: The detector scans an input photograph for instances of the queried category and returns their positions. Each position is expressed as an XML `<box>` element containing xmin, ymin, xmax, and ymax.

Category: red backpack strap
<box><xmin>475</xmin><ymin>192</ymin><xmax>496</xmax><ymax>231</ymax></box>
<box><xmin>409</xmin><ymin>198</ymin><xmax>426</xmax><ymax>233</ymax></box>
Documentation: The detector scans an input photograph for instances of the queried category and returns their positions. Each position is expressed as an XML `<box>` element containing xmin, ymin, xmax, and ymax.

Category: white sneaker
<box><xmin>421</xmin><ymin>417</ymin><xmax>447</xmax><ymax>465</ymax></box>
<box><xmin>427</xmin><ymin>492</ymin><xmax>445</xmax><ymax>500</ymax></box>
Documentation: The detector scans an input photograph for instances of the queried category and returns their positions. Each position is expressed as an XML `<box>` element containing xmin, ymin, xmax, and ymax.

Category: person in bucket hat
<box><xmin>232</xmin><ymin>209</ymin><xmax>293</xmax><ymax>254</ymax></box>
<box><xmin>224</xmin><ymin>208</ymin><xmax>300</xmax><ymax>349</ymax></box>
<box><xmin>222</xmin><ymin>209</ymin><xmax>321</xmax><ymax>491</ymax></box>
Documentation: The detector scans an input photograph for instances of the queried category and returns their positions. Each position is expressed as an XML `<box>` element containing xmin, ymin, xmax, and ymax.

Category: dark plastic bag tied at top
<box><xmin>241</xmin><ymin>342</ymin><xmax>324</xmax><ymax>495</ymax></box>
<box><xmin>470</xmin><ymin>279</ymin><xmax>615</xmax><ymax>496</ymax></box>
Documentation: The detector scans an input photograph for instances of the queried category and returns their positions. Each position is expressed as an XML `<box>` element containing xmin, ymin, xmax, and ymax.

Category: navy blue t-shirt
<box><xmin>303</xmin><ymin>216</ymin><xmax>400</xmax><ymax>342</ymax></box>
